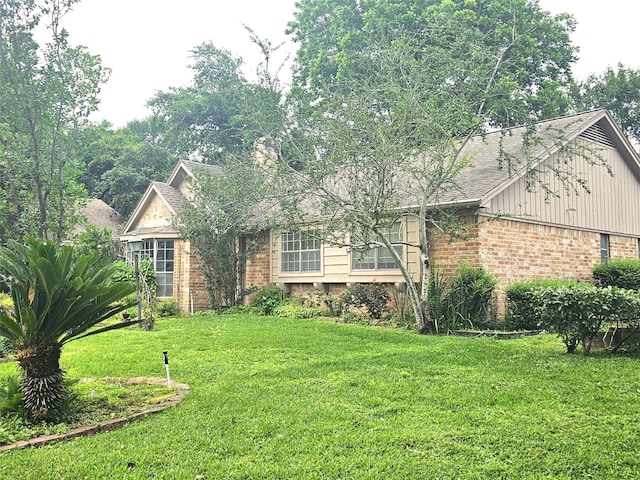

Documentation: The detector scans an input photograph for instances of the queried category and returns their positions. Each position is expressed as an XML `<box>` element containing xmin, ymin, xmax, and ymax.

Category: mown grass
<box><xmin>1</xmin><ymin>314</ymin><xmax>639</xmax><ymax>479</ymax></box>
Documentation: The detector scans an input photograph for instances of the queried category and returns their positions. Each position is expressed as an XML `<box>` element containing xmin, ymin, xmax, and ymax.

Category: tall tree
<box><xmin>76</xmin><ymin>121</ymin><xmax>175</xmax><ymax>217</ymax></box>
<box><xmin>573</xmin><ymin>64</ymin><xmax>640</xmax><ymax>147</ymax></box>
<box><xmin>279</xmin><ymin>2</ymin><xmax>598</xmax><ymax>332</ymax></box>
<box><xmin>287</xmin><ymin>0</ymin><xmax>577</xmax><ymax>127</ymax></box>
<box><xmin>0</xmin><ymin>0</ymin><xmax>108</xmax><ymax>242</ymax></box>
<box><xmin>147</xmin><ymin>42</ymin><xmax>284</xmax><ymax>164</ymax></box>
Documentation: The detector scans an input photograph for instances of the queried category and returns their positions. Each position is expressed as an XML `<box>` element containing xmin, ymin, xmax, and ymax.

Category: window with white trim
<box><xmin>133</xmin><ymin>239</ymin><xmax>174</xmax><ymax>297</ymax></box>
<box><xmin>352</xmin><ymin>223</ymin><xmax>403</xmax><ymax>271</ymax></box>
<box><xmin>600</xmin><ymin>234</ymin><xmax>610</xmax><ymax>264</ymax></box>
<box><xmin>281</xmin><ymin>231</ymin><xmax>321</xmax><ymax>273</ymax></box>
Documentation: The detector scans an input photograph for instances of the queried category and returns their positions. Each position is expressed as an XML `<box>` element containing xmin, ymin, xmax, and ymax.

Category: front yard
<box><xmin>1</xmin><ymin>314</ymin><xmax>639</xmax><ymax>478</ymax></box>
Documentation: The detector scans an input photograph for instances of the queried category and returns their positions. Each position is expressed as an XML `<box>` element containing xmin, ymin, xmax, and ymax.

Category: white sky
<box><xmin>62</xmin><ymin>0</ymin><xmax>640</xmax><ymax>128</ymax></box>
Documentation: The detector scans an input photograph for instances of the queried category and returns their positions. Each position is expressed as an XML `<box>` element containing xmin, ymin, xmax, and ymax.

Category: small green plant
<box><xmin>156</xmin><ymin>299</ymin><xmax>182</xmax><ymax>318</ymax></box>
<box><xmin>593</xmin><ymin>258</ymin><xmax>640</xmax><ymax>290</ymax></box>
<box><xmin>0</xmin><ymin>373</ymin><xmax>24</xmax><ymax>415</ymax></box>
<box><xmin>0</xmin><ymin>337</ymin><xmax>16</xmax><ymax>358</ymax></box>
<box><xmin>272</xmin><ymin>304</ymin><xmax>323</xmax><ymax>319</ymax></box>
<box><xmin>221</xmin><ymin>305</ymin><xmax>261</xmax><ymax>315</ymax></box>
<box><xmin>250</xmin><ymin>286</ymin><xmax>287</xmax><ymax>315</ymax></box>
<box><xmin>349</xmin><ymin>283</ymin><xmax>391</xmax><ymax>320</ymax></box>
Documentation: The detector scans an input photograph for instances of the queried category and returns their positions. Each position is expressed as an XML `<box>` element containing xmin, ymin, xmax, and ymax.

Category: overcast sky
<box><xmin>62</xmin><ymin>0</ymin><xmax>640</xmax><ymax>128</ymax></box>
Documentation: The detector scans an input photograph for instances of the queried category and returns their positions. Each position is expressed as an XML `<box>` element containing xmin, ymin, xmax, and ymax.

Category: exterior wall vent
<box><xmin>579</xmin><ymin>123</ymin><xmax>614</xmax><ymax>148</ymax></box>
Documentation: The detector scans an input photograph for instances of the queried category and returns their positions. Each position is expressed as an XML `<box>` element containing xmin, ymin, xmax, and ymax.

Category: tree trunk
<box><xmin>16</xmin><ymin>340</ymin><xmax>66</xmax><ymax>420</ymax></box>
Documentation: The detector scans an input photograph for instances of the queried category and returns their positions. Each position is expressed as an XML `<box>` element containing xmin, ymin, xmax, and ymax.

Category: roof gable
<box><xmin>120</xmin><ymin>182</ymin><xmax>187</xmax><ymax>237</ymax></box>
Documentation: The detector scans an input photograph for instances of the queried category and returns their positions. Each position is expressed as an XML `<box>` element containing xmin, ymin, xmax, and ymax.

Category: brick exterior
<box><xmin>428</xmin><ymin>216</ymin><xmax>640</xmax><ymax>316</ymax></box>
<box><xmin>174</xmin><ymin>239</ymin><xmax>209</xmax><ymax>313</ymax></box>
<box><xmin>244</xmin><ymin>231</ymin><xmax>271</xmax><ymax>290</ymax></box>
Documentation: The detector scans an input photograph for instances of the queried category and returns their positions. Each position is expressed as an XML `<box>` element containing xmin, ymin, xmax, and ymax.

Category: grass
<box><xmin>0</xmin><ymin>314</ymin><xmax>639</xmax><ymax>478</ymax></box>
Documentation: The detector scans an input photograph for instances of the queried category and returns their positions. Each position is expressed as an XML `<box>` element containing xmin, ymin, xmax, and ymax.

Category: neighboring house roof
<box><xmin>74</xmin><ymin>199</ymin><xmax>124</xmax><ymax>234</ymax></box>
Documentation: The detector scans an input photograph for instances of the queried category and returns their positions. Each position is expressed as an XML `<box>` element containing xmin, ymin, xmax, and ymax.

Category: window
<box><xmin>352</xmin><ymin>223</ymin><xmax>403</xmax><ymax>271</ymax></box>
<box><xmin>131</xmin><ymin>239</ymin><xmax>175</xmax><ymax>297</ymax></box>
<box><xmin>600</xmin><ymin>234</ymin><xmax>610</xmax><ymax>264</ymax></box>
<box><xmin>281</xmin><ymin>231</ymin><xmax>321</xmax><ymax>273</ymax></box>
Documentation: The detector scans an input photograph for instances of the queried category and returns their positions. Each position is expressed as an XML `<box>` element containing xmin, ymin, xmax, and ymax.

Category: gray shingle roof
<box><xmin>444</xmin><ymin>109</ymin><xmax>607</xmax><ymax>204</ymax></box>
<box><xmin>152</xmin><ymin>181</ymin><xmax>189</xmax><ymax>214</ymax></box>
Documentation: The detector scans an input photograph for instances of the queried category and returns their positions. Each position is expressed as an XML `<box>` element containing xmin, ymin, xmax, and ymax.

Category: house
<box><xmin>74</xmin><ymin>198</ymin><xmax>124</xmax><ymax>234</ymax></box>
<box><xmin>121</xmin><ymin>110</ymin><xmax>640</xmax><ymax>315</ymax></box>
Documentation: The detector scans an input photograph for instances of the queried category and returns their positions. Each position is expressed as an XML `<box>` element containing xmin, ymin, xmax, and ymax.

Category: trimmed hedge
<box><xmin>593</xmin><ymin>258</ymin><xmax>640</xmax><ymax>290</ymax></box>
<box><xmin>505</xmin><ymin>279</ymin><xmax>577</xmax><ymax>331</ymax></box>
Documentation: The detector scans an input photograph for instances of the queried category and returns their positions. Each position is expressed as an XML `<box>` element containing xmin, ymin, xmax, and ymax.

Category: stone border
<box><xmin>451</xmin><ymin>329</ymin><xmax>544</xmax><ymax>339</ymax></box>
<box><xmin>0</xmin><ymin>377</ymin><xmax>190</xmax><ymax>452</ymax></box>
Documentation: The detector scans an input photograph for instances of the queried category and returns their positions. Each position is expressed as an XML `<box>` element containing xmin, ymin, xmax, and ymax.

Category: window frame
<box><xmin>600</xmin><ymin>233</ymin><xmax>610</xmax><ymax>264</ymax></box>
<box><xmin>130</xmin><ymin>238</ymin><xmax>175</xmax><ymax>297</ymax></box>
<box><xmin>280</xmin><ymin>230</ymin><xmax>322</xmax><ymax>274</ymax></box>
<box><xmin>352</xmin><ymin>223</ymin><xmax>403</xmax><ymax>271</ymax></box>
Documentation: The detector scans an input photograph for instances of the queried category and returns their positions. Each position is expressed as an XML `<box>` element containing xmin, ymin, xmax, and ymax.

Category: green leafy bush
<box><xmin>428</xmin><ymin>266</ymin><xmax>497</xmax><ymax>332</ymax></box>
<box><xmin>348</xmin><ymin>283</ymin><xmax>391</xmax><ymax>320</ymax></box>
<box><xmin>593</xmin><ymin>258</ymin><xmax>640</xmax><ymax>289</ymax></box>
<box><xmin>250</xmin><ymin>286</ymin><xmax>287</xmax><ymax>315</ymax></box>
<box><xmin>0</xmin><ymin>337</ymin><xmax>16</xmax><ymax>358</ymax></box>
<box><xmin>156</xmin><ymin>299</ymin><xmax>182</xmax><ymax>318</ymax></box>
<box><xmin>272</xmin><ymin>304</ymin><xmax>323</xmax><ymax>319</ymax></box>
<box><xmin>322</xmin><ymin>290</ymin><xmax>355</xmax><ymax>317</ymax></box>
<box><xmin>0</xmin><ymin>373</ymin><xmax>24</xmax><ymax>415</ymax></box>
<box><xmin>221</xmin><ymin>305</ymin><xmax>261</xmax><ymax>315</ymax></box>
<box><xmin>534</xmin><ymin>284</ymin><xmax>640</xmax><ymax>354</ymax></box>
<box><xmin>505</xmin><ymin>279</ymin><xmax>577</xmax><ymax>331</ymax></box>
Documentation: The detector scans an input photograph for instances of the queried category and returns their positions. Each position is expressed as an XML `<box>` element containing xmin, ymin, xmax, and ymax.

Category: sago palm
<box><xmin>0</xmin><ymin>238</ymin><xmax>137</xmax><ymax>419</ymax></box>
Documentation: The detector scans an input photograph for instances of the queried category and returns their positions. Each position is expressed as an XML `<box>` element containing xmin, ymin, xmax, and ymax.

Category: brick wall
<box><xmin>244</xmin><ymin>230</ymin><xmax>271</xmax><ymax>290</ymax></box>
<box><xmin>174</xmin><ymin>239</ymin><xmax>209</xmax><ymax>313</ymax></box>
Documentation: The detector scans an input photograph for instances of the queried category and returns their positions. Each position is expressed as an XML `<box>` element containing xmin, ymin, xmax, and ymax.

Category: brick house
<box><xmin>121</xmin><ymin>110</ymin><xmax>640</xmax><ymax>314</ymax></box>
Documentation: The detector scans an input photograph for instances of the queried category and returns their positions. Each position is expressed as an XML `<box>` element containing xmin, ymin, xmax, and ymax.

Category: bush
<box><xmin>0</xmin><ymin>337</ymin><xmax>16</xmax><ymax>358</ymax></box>
<box><xmin>272</xmin><ymin>304</ymin><xmax>323</xmax><ymax>319</ymax></box>
<box><xmin>348</xmin><ymin>283</ymin><xmax>391</xmax><ymax>320</ymax></box>
<box><xmin>0</xmin><ymin>373</ymin><xmax>23</xmax><ymax>415</ymax></box>
<box><xmin>156</xmin><ymin>299</ymin><xmax>182</xmax><ymax>318</ymax></box>
<box><xmin>593</xmin><ymin>259</ymin><xmax>640</xmax><ymax>290</ymax></box>
<box><xmin>534</xmin><ymin>284</ymin><xmax>640</xmax><ymax>355</ymax></box>
<box><xmin>428</xmin><ymin>266</ymin><xmax>497</xmax><ymax>332</ymax></box>
<box><xmin>250</xmin><ymin>286</ymin><xmax>287</xmax><ymax>315</ymax></box>
<box><xmin>505</xmin><ymin>279</ymin><xmax>577</xmax><ymax>331</ymax></box>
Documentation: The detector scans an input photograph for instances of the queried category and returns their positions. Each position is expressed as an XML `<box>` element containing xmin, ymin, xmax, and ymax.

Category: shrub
<box><xmin>272</xmin><ymin>304</ymin><xmax>323</xmax><ymax>319</ymax></box>
<box><xmin>0</xmin><ymin>373</ymin><xmax>24</xmax><ymax>415</ymax></box>
<box><xmin>428</xmin><ymin>266</ymin><xmax>497</xmax><ymax>332</ymax></box>
<box><xmin>505</xmin><ymin>279</ymin><xmax>577</xmax><ymax>331</ymax></box>
<box><xmin>156</xmin><ymin>299</ymin><xmax>182</xmax><ymax>318</ymax></box>
<box><xmin>534</xmin><ymin>284</ymin><xmax>640</xmax><ymax>355</ymax></box>
<box><xmin>349</xmin><ymin>283</ymin><xmax>391</xmax><ymax>320</ymax></box>
<box><xmin>221</xmin><ymin>305</ymin><xmax>261</xmax><ymax>315</ymax></box>
<box><xmin>593</xmin><ymin>259</ymin><xmax>640</xmax><ymax>290</ymax></box>
<box><xmin>250</xmin><ymin>286</ymin><xmax>287</xmax><ymax>315</ymax></box>
<box><xmin>0</xmin><ymin>337</ymin><xmax>16</xmax><ymax>358</ymax></box>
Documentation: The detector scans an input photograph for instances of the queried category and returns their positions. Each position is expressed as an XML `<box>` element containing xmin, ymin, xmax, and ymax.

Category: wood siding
<box><xmin>487</xmin><ymin>139</ymin><xmax>640</xmax><ymax>236</ymax></box>
<box><xmin>271</xmin><ymin>216</ymin><xmax>422</xmax><ymax>285</ymax></box>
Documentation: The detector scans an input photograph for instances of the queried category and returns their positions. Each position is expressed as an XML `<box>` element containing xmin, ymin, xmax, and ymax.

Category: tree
<box><xmin>0</xmin><ymin>238</ymin><xmax>136</xmax><ymax>419</ymax></box>
<box><xmin>286</xmin><ymin>0</ymin><xmax>578</xmax><ymax>127</ymax></box>
<box><xmin>76</xmin><ymin>121</ymin><xmax>176</xmax><ymax>217</ymax></box>
<box><xmin>279</xmin><ymin>3</ymin><xmax>599</xmax><ymax>333</ymax></box>
<box><xmin>573</xmin><ymin>64</ymin><xmax>640</xmax><ymax>147</ymax></box>
<box><xmin>0</xmin><ymin>0</ymin><xmax>108</xmax><ymax>242</ymax></box>
<box><xmin>147</xmin><ymin>42</ymin><xmax>284</xmax><ymax>164</ymax></box>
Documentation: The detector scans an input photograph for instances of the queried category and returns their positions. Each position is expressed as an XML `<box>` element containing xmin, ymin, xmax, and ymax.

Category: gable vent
<box><xmin>579</xmin><ymin>123</ymin><xmax>614</xmax><ymax>148</ymax></box>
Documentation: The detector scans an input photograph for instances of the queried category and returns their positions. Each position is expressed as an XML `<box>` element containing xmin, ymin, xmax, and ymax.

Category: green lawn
<box><xmin>1</xmin><ymin>314</ymin><xmax>639</xmax><ymax>479</ymax></box>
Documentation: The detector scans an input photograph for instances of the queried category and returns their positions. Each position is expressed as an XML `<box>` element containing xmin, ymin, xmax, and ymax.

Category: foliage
<box><xmin>249</xmin><ymin>286</ymin><xmax>287</xmax><ymax>315</ymax></box>
<box><xmin>220</xmin><ymin>305</ymin><xmax>261</xmax><ymax>315</ymax></box>
<box><xmin>533</xmin><ymin>284</ymin><xmax>640</xmax><ymax>355</ymax></box>
<box><xmin>287</xmin><ymin>0</ymin><xmax>577</xmax><ymax>127</ymax></box>
<box><xmin>0</xmin><ymin>372</ymin><xmax>22</xmax><ymax>415</ymax></box>
<box><xmin>277</xmin><ymin>1</ymin><xmax>599</xmax><ymax>334</ymax></box>
<box><xmin>156</xmin><ymin>299</ymin><xmax>182</xmax><ymax>318</ymax></box>
<box><xmin>3</xmin><ymin>316</ymin><xmax>640</xmax><ymax>477</ymax></box>
<box><xmin>0</xmin><ymin>238</ymin><xmax>137</xmax><ymax>419</ymax></box>
<box><xmin>272</xmin><ymin>303</ymin><xmax>323</xmax><ymax>319</ymax></box>
<box><xmin>321</xmin><ymin>290</ymin><xmax>354</xmax><ymax>317</ymax></box>
<box><xmin>428</xmin><ymin>267</ymin><xmax>496</xmax><ymax>332</ymax></box>
<box><xmin>75</xmin><ymin>121</ymin><xmax>176</xmax><ymax>218</ymax></box>
<box><xmin>72</xmin><ymin>226</ymin><xmax>122</xmax><ymax>262</ymax></box>
<box><xmin>505</xmin><ymin>279</ymin><xmax>577</xmax><ymax>331</ymax></box>
<box><xmin>592</xmin><ymin>258</ymin><xmax>640</xmax><ymax>290</ymax></box>
<box><xmin>347</xmin><ymin>283</ymin><xmax>391</xmax><ymax>320</ymax></box>
<box><xmin>573</xmin><ymin>64</ymin><xmax>640</xmax><ymax>147</ymax></box>
<box><xmin>0</xmin><ymin>337</ymin><xmax>15</xmax><ymax>358</ymax></box>
<box><xmin>0</xmin><ymin>0</ymin><xmax>108</xmax><ymax>242</ymax></box>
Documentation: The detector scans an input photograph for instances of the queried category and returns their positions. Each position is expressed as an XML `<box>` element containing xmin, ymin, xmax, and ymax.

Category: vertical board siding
<box><xmin>488</xmin><ymin>140</ymin><xmax>640</xmax><ymax>236</ymax></box>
